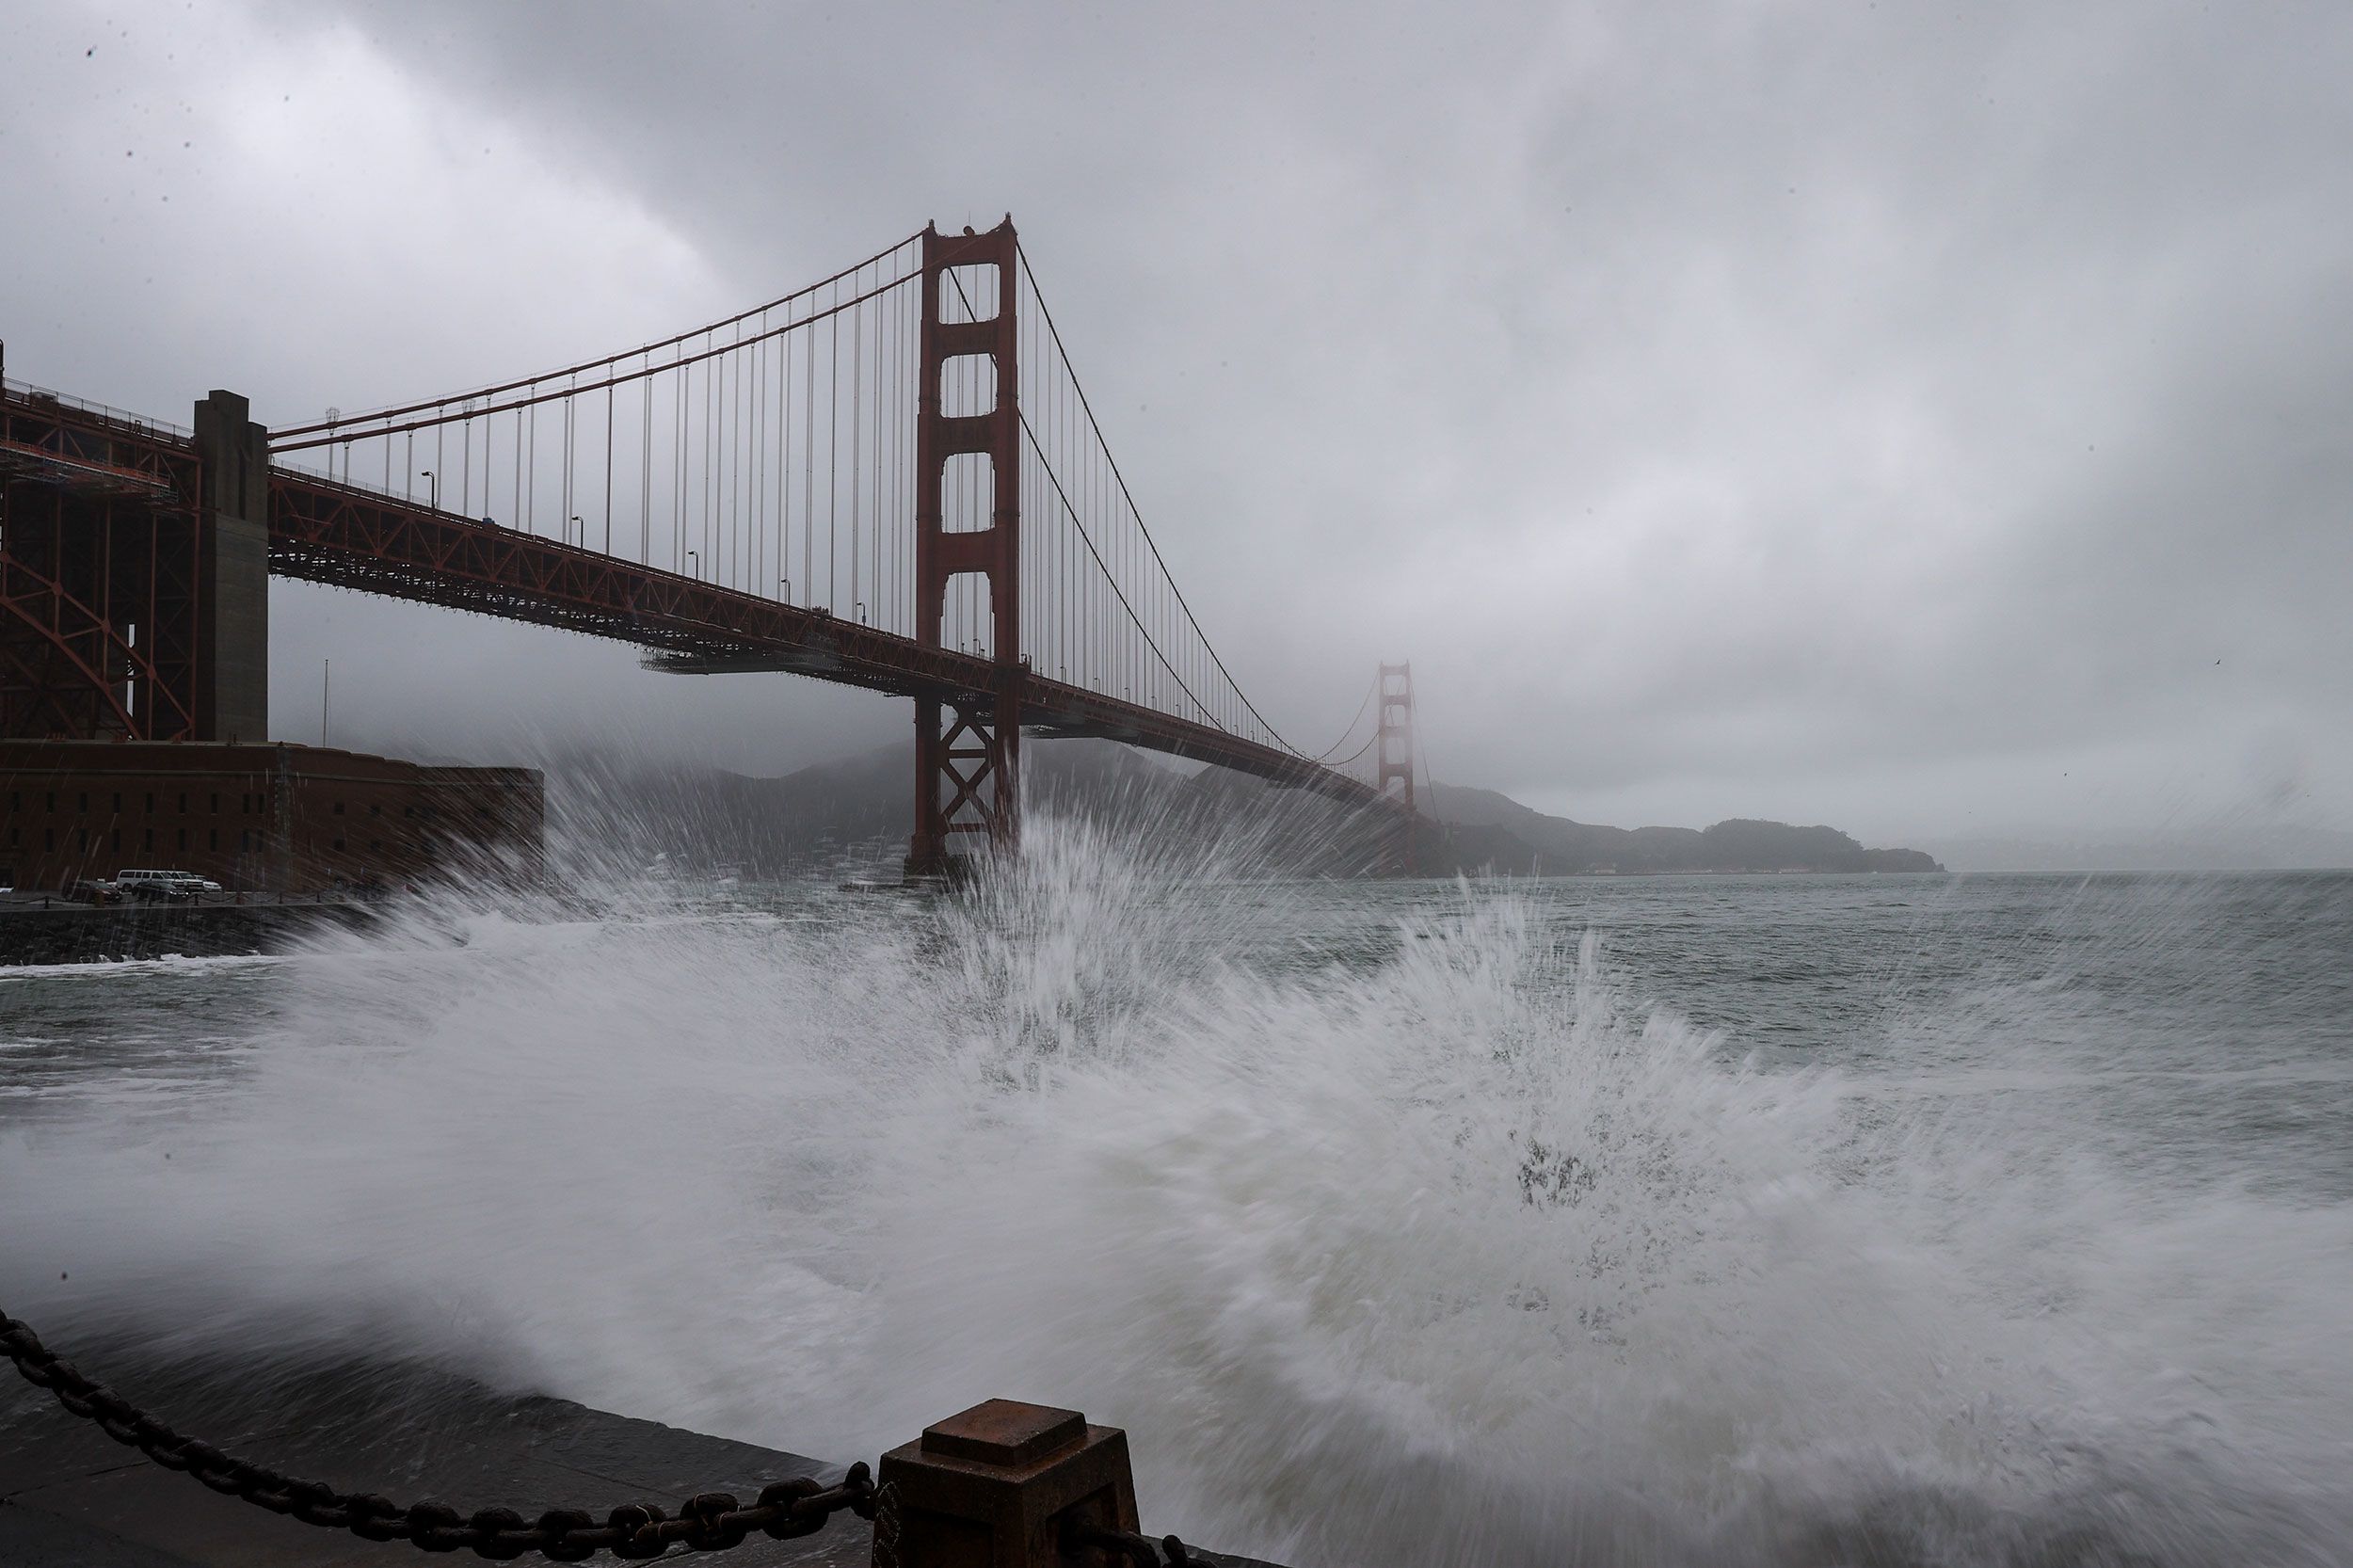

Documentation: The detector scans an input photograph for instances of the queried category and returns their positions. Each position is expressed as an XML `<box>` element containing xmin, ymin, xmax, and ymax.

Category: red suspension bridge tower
<box><xmin>1377</xmin><ymin>662</ymin><xmax>1416</xmax><ymax>875</ymax></box>
<box><xmin>908</xmin><ymin>220</ymin><xmax>1021</xmax><ymax>878</ymax></box>
<box><xmin>5</xmin><ymin>215</ymin><xmax>1433</xmax><ymax>886</ymax></box>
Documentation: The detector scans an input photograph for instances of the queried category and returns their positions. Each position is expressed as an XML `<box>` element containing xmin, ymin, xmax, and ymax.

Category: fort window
<box><xmin>78</xmin><ymin>792</ymin><xmax>88</xmax><ymax>812</ymax></box>
<box><xmin>178</xmin><ymin>792</ymin><xmax>187</xmax><ymax>813</ymax></box>
<box><xmin>177</xmin><ymin>829</ymin><xmax>187</xmax><ymax>851</ymax></box>
<box><xmin>45</xmin><ymin>830</ymin><xmax>56</xmax><ymax>851</ymax></box>
<box><xmin>146</xmin><ymin>792</ymin><xmax>155</xmax><ymax>813</ymax></box>
<box><xmin>143</xmin><ymin>829</ymin><xmax>153</xmax><ymax>851</ymax></box>
<box><xmin>112</xmin><ymin>792</ymin><xmax>121</xmax><ymax>813</ymax></box>
<box><xmin>208</xmin><ymin>829</ymin><xmax>218</xmax><ymax>851</ymax></box>
<box><xmin>332</xmin><ymin>838</ymin><xmax>346</xmax><ymax>852</ymax></box>
<box><xmin>45</xmin><ymin>792</ymin><xmax>56</xmax><ymax>811</ymax></box>
<box><xmin>209</xmin><ymin>793</ymin><xmax>219</xmax><ymax>814</ymax></box>
<box><xmin>110</xmin><ymin>830</ymin><xmax>120</xmax><ymax>852</ymax></box>
<box><xmin>333</xmin><ymin>801</ymin><xmax>345</xmax><ymax>815</ymax></box>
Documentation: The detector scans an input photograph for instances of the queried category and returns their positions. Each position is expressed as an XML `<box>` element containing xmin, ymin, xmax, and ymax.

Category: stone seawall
<box><xmin>0</xmin><ymin>901</ymin><xmax>382</xmax><ymax>966</ymax></box>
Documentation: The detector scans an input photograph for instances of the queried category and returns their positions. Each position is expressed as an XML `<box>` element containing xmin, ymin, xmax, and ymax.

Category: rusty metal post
<box><xmin>874</xmin><ymin>1400</ymin><xmax>1138</xmax><ymax>1568</ymax></box>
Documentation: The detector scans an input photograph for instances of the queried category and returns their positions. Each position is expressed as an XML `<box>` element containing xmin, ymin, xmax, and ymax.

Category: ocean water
<box><xmin>2</xmin><ymin>822</ymin><xmax>2349</xmax><ymax>1566</ymax></box>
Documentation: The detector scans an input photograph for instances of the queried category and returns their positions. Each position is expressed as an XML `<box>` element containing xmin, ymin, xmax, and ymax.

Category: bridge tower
<box><xmin>907</xmin><ymin>220</ymin><xmax>1022</xmax><ymax>879</ymax></box>
<box><xmin>1377</xmin><ymin>662</ymin><xmax>1416</xmax><ymax>875</ymax></box>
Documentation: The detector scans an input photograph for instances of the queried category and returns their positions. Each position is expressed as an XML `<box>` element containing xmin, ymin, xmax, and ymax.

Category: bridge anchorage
<box><xmin>1</xmin><ymin>217</ymin><xmax>1427</xmax><ymax>878</ymax></box>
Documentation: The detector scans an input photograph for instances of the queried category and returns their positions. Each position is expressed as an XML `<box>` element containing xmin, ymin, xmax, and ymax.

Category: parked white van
<box><xmin>115</xmin><ymin>870</ymin><xmax>206</xmax><ymax>901</ymax></box>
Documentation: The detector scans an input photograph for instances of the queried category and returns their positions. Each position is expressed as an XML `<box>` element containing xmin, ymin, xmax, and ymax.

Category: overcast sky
<box><xmin>6</xmin><ymin>0</ymin><xmax>2348</xmax><ymax>846</ymax></box>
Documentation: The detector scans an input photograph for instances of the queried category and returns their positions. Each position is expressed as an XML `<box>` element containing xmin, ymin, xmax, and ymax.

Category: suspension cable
<box><xmin>1321</xmin><ymin>728</ymin><xmax>1379</xmax><ymax>770</ymax></box>
<box><xmin>943</xmin><ymin>264</ymin><xmax>1231</xmax><ymax>728</ymax></box>
<box><xmin>1012</xmin><ymin>244</ymin><xmax>1314</xmax><ymax>758</ymax></box>
<box><xmin>275</xmin><ymin>271</ymin><xmax>920</xmax><ymax>454</ymax></box>
<box><xmin>277</xmin><ymin>232</ymin><xmax>924</xmax><ymax>438</ymax></box>
<box><xmin>1306</xmin><ymin>672</ymin><xmax>1380</xmax><ymax>762</ymax></box>
<box><xmin>1016</xmin><ymin>412</ymin><xmax>1223</xmax><ymax>725</ymax></box>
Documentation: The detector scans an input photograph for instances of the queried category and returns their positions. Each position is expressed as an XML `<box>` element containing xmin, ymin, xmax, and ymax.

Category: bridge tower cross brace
<box><xmin>1378</xmin><ymin>662</ymin><xmax>1416</xmax><ymax>875</ymax></box>
<box><xmin>908</xmin><ymin>220</ymin><xmax>1023</xmax><ymax>878</ymax></box>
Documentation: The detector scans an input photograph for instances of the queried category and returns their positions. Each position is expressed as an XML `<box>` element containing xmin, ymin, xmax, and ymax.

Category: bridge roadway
<box><xmin>3</xmin><ymin>383</ymin><xmax>1385</xmax><ymax>814</ymax></box>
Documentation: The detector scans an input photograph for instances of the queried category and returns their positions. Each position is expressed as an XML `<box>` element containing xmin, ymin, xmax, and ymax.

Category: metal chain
<box><xmin>1</xmin><ymin>1310</ymin><xmax>874</xmax><ymax>1560</ymax></box>
<box><xmin>1065</xmin><ymin>1518</ymin><xmax>1216</xmax><ymax>1567</ymax></box>
<box><xmin>869</xmin><ymin>1479</ymin><xmax>902</xmax><ymax>1568</ymax></box>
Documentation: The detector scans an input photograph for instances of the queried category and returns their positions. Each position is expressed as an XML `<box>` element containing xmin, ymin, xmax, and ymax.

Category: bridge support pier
<box><xmin>907</xmin><ymin>220</ymin><xmax>1022</xmax><ymax>880</ymax></box>
<box><xmin>190</xmin><ymin>391</ymin><xmax>270</xmax><ymax>743</ymax></box>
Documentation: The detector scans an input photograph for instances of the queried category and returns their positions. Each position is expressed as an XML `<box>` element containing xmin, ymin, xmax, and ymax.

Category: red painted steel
<box><xmin>0</xmin><ymin>388</ymin><xmax>202</xmax><ymax>741</ymax></box>
<box><xmin>3</xmin><ymin>216</ymin><xmax>1422</xmax><ymax>857</ymax></box>
<box><xmin>267</xmin><ymin>468</ymin><xmax>1384</xmax><ymax>808</ymax></box>
<box><xmin>1377</xmin><ymin>663</ymin><xmax>1416</xmax><ymax>875</ymax></box>
<box><xmin>910</xmin><ymin>221</ymin><xmax>1023</xmax><ymax>875</ymax></box>
<box><xmin>4</xmin><ymin>398</ymin><xmax>1397</xmax><ymax>814</ymax></box>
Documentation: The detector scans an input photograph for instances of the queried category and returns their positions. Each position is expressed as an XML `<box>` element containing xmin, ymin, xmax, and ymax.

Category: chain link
<box><xmin>1065</xmin><ymin>1517</ymin><xmax>1217</xmax><ymax>1567</ymax></box>
<box><xmin>1</xmin><ymin>1310</ymin><xmax>874</xmax><ymax>1560</ymax></box>
<box><xmin>869</xmin><ymin>1479</ymin><xmax>902</xmax><ymax>1568</ymax></box>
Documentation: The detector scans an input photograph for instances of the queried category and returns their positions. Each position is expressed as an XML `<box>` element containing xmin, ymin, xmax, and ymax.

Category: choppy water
<box><xmin>3</xmin><ymin>824</ymin><xmax>2350</xmax><ymax>1566</ymax></box>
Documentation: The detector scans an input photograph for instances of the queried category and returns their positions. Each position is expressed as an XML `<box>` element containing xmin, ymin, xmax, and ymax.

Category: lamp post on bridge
<box><xmin>419</xmin><ymin>469</ymin><xmax>437</xmax><ymax>512</ymax></box>
<box><xmin>686</xmin><ymin>550</ymin><xmax>698</xmax><ymax>580</ymax></box>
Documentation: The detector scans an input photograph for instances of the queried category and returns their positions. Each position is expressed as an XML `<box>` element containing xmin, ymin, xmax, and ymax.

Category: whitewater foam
<box><xmin>3</xmin><ymin>822</ymin><xmax>2347</xmax><ymax>1565</ymax></box>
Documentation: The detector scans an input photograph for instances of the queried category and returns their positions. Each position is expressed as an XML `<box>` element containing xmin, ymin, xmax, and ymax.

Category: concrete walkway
<box><xmin>0</xmin><ymin>1355</ymin><xmax>861</xmax><ymax>1566</ymax></box>
<box><xmin>1</xmin><ymin>1352</ymin><xmax>1275</xmax><ymax>1567</ymax></box>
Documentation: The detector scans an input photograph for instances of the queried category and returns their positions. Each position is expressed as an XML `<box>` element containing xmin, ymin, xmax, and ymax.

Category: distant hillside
<box><xmin>1421</xmin><ymin>784</ymin><xmax>1943</xmax><ymax>874</ymax></box>
<box><xmin>547</xmin><ymin>739</ymin><xmax>1389</xmax><ymax>879</ymax></box>
<box><xmin>541</xmin><ymin>740</ymin><xmax>1945</xmax><ymax>878</ymax></box>
<box><xmin>1919</xmin><ymin>823</ymin><xmax>2353</xmax><ymax>872</ymax></box>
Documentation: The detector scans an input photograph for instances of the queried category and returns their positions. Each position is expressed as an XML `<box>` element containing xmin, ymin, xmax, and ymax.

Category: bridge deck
<box><xmin>268</xmin><ymin>467</ymin><xmax>1386</xmax><ymax>808</ymax></box>
<box><xmin>4</xmin><ymin>383</ymin><xmax>1392</xmax><ymax>817</ymax></box>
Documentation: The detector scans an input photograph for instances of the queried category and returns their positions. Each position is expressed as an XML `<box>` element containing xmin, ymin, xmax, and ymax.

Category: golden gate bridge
<box><xmin>0</xmin><ymin>218</ymin><xmax>1422</xmax><ymax>874</ymax></box>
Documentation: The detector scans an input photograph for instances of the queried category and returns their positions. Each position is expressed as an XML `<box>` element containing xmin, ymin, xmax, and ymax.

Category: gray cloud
<box><xmin>5</xmin><ymin>0</ymin><xmax>2347</xmax><ymax>845</ymax></box>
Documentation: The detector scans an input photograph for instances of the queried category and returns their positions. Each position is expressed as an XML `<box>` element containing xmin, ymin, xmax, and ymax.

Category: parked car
<box><xmin>71</xmin><ymin>878</ymin><xmax>120</xmax><ymax>904</ymax></box>
<box><xmin>115</xmin><ymin>869</ymin><xmax>203</xmax><ymax>902</ymax></box>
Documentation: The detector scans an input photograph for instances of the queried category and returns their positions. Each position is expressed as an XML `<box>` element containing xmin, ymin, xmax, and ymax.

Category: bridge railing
<box><xmin>3</xmin><ymin>376</ymin><xmax>193</xmax><ymax>442</ymax></box>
